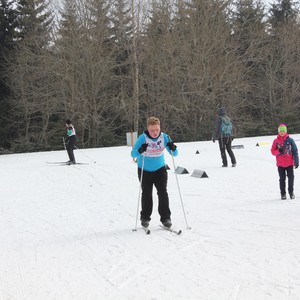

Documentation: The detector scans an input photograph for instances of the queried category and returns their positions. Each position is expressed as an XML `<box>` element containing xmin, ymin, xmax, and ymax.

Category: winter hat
<box><xmin>278</xmin><ymin>124</ymin><xmax>287</xmax><ymax>133</ymax></box>
<box><xmin>218</xmin><ymin>107</ymin><xmax>225</xmax><ymax>116</ymax></box>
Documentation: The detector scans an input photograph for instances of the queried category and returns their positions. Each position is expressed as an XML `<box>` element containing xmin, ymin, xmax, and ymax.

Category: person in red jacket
<box><xmin>271</xmin><ymin>124</ymin><xmax>299</xmax><ymax>200</ymax></box>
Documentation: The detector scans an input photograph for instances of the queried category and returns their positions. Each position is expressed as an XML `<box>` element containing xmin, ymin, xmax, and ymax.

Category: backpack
<box><xmin>220</xmin><ymin>115</ymin><xmax>233</xmax><ymax>136</ymax></box>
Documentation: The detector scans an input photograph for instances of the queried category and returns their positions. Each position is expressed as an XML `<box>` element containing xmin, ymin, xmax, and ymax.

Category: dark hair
<box><xmin>66</xmin><ymin>119</ymin><xmax>71</xmax><ymax>125</ymax></box>
<box><xmin>218</xmin><ymin>108</ymin><xmax>225</xmax><ymax>116</ymax></box>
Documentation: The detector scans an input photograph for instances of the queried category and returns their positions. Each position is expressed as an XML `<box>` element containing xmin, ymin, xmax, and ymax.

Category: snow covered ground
<box><xmin>1</xmin><ymin>134</ymin><xmax>300</xmax><ymax>300</ymax></box>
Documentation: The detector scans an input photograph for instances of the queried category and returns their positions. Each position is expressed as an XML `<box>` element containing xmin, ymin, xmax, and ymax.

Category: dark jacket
<box><xmin>213</xmin><ymin>108</ymin><xmax>233</xmax><ymax>139</ymax></box>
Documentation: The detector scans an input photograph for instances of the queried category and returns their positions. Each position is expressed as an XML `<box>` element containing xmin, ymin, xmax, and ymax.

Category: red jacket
<box><xmin>271</xmin><ymin>133</ymin><xmax>298</xmax><ymax>167</ymax></box>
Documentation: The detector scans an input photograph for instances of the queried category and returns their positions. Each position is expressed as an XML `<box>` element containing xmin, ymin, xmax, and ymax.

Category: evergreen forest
<box><xmin>1</xmin><ymin>0</ymin><xmax>300</xmax><ymax>153</ymax></box>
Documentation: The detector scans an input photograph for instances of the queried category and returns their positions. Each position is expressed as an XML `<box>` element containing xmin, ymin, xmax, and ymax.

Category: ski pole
<box><xmin>170</xmin><ymin>150</ymin><xmax>191</xmax><ymax>230</ymax></box>
<box><xmin>133</xmin><ymin>154</ymin><xmax>145</xmax><ymax>231</ymax></box>
<box><xmin>74</xmin><ymin>145</ymin><xmax>97</xmax><ymax>163</ymax></box>
<box><xmin>63</xmin><ymin>137</ymin><xmax>69</xmax><ymax>160</ymax></box>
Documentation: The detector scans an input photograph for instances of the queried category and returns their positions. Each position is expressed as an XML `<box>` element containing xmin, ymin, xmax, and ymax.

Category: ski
<box><xmin>133</xmin><ymin>226</ymin><xmax>181</xmax><ymax>235</ymax></box>
<box><xmin>46</xmin><ymin>161</ymin><xmax>89</xmax><ymax>165</ymax></box>
<box><xmin>159</xmin><ymin>225</ymin><xmax>182</xmax><ymax>235</ymax></box>
<box><xmin>143</xmin><ymin>227</ymin><xmax>151</xmax><ymax>235</ymax></box>
<box><xmin>132</xmin><ymin>227</ymin><xmax>150</xmax><ymax>234</ymax></box>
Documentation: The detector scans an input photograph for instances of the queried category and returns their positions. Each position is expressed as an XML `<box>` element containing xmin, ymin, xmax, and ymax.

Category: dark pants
<box><xmin>218</xmin><ymin>136</ymin><xmax>236</xmax><ymax>166</ymax></box>
<box><xmin>138</xmin><ymin>166</ymin><xmax>171</xmax><ymax>222</ymax></box>
<box><xmin>278</xmin><ymin>166</ymin><xmax>294</xmax><ymax>196</ymax></box>
<box><xmin>67</xmin><ymin>136</ymin><xmax>76</xmax><ymax>162</ymax></box>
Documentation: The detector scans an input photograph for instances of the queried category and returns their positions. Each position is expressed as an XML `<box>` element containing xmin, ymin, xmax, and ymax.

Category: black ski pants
<box><xmin>278</xmin><ymin>165</ymin><xmax>294</xmax><ymax>196</ymax></box>
<box><xmin>138</xmin><ymin>166</ymin><xmax>171</xmax><ymax>222</ymax></box>
<box><xmin>218</xmin><ymin>136</ymin><xmax>236</xmax><ymax>166</ymax></box>
<box><xmin>67</xmin><ymin>135</ymin><xmax>76</xmax><ymax>162</ymax></box>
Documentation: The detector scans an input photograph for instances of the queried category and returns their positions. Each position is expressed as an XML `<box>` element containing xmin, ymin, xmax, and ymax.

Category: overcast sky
<box><xmin>49</xmin><ymin>0</ymin><xmax>277</xmax><ymax>15</ymax></box>
<box><xmin>50</xmin><ymin>0</ymin><xmax>274</xmax><ymax>9</ymax></box>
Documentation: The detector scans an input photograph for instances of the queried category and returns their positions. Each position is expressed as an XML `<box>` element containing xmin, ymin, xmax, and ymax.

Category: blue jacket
<box><xmin>131</xmin><ymin>131</ymin><xmax>178</xmax><ymax>172</ymax></box>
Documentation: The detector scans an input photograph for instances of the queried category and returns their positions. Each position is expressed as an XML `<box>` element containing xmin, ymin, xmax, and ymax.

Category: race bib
<box><xmin>144</xmin><ymin>133</ymin><xmax>165</xmax><ymax>157</ymax></box>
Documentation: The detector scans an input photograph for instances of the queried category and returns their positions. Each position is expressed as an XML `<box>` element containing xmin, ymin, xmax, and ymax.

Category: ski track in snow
<box><xmin>1</xmin><ymin>136</ymin><xmax>300</xmax><ymax>299</ymax></box>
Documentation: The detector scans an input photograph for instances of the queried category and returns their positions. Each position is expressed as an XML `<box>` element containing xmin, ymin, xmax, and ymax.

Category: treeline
<box><xmin>1</xmin><ymin>0</ymin><xmax>300</xmax><ymax>153</ymax></box>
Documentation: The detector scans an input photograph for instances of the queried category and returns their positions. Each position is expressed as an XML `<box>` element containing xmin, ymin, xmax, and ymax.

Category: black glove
<box><xmin>295</xmin><ymin>164</ymin><xmax>299</xmax><ymax>169</ymax></box>
<box><xmin>277</xmin><ymin>143</ymin><xmax>284</xmax><ymax>154</ymax></box>
<box><xmin>212</xmin><ymin>138</ymin><xmax>215</xmax><ymax>143</ymax></box>
<box><xmin>167</xmin><ymin>141</ymin><xmax>177</xmax><ymax>151</ymax></box>
<box><xmin>138</xmin><ymin>143</ymin><xmax>148</xmax><ymax>154</ymax></box>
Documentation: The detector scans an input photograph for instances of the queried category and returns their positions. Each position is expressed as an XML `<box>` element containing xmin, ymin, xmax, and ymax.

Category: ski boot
<box><xmin>162</xmin><ymin>219</ymin><xmax>172</xmax><ymax>228</ymax></box>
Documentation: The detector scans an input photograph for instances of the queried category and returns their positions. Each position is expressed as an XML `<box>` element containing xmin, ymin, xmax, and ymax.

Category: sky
<box><xmin>1</xmin><ymin>133</ymin><xmax>300</xmax><ymax>299</ymax></box>
<box><xmin>50</xmin><ymin>0</ymin><xmax>274</xmax><ymax>11</ymax></box>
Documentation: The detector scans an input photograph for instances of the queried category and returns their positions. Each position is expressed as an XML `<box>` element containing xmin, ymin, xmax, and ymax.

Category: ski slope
<box><xmin>1</xmin><ymin>134</ymin><xmax>300</xmax><ymax>300</ymax></box>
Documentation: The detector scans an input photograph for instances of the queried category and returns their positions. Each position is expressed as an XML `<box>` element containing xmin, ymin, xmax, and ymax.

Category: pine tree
<box><xmin>15</xmin><ymin>0</ymin><xmax>53</xmax><ymax>46</ymax></box>
<box><xmin>8</xmin><ymin>0</ymin><xmax>55</xmax><ymax>151</ymax></box>
<box><xmin>109</xmin><ymin>0</ymin><xmax>135</xmax><ymax>132</ymax></box>
<box><xmin>230</xmin><ymin>0</ymin><xmax>271</xmax><ymax>136</ymax></box>
<box><xmin>56</xmin><ymin>0</ymin><xmax>126</xmax><ymax>148</ymax></box>
<box><xmin>266</xmin><ymin>0</ymin><xmax>300</xmax><ymax>131</ymax></box>
<box><xmin>268</xmin><ymin>0</ymin><xmax>299</xmax><ymax>28</ymax></box>
<box><xmin>0</xmin><ymin>0</ymin><xmax>18</xmax><ymax>149</ymax></box>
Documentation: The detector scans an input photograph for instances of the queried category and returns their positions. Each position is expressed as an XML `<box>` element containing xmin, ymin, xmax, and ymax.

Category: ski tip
<box><xmin>132</xmin><ymin>227</ymin><xmax>150</xmax><ymax>234</ymax></box>
<box><xmin>177</xmin><ymin>230</ymin><xmax>182</xmax><ymax>235</ymax></box>
<box><xmin>143</xmin><ymin>227</ymin><xmax>151</xmax><ymax>234</ymax></box>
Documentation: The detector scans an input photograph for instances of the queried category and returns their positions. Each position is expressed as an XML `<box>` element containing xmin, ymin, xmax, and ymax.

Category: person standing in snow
<box><xmin>212</xmin><ymin>107</ymin><xmax>237</xmax><ymax>167</ymax></box>
<box><xmin>131</xmin><ymin>117</ymin><xmax>178</xmax><ymax>229</ymax></box>
<box><xmin>65</xmin><ymin>119</ymin><xmax>76</xmax><ymax>164</ymax></box>
<box><xmin>271</xmin><ymin>124</ymin><xmax>298</xmax><ymax>200</ymax></box>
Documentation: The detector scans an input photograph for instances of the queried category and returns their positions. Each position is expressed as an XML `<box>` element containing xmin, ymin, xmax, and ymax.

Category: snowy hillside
<box><xmin>1</xmin><ymin>134</ymin><xmax>300</xmax><ymax>300</ymax></box>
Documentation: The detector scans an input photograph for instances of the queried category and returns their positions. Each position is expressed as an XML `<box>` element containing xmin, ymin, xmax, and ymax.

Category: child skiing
<box><xmin>271</xmin><ymin>124</ymin><xmax>299</xmax><ymax>200</ymax></box>
<box><xmin>65</xmin><ymin>119</ymin><xmax>76</xmax><ymax>164</ymax></box>
<box><xmin>131</xmin><ymin>117</ymin><xmax>178</xmax><ymax>229</ymax></box>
